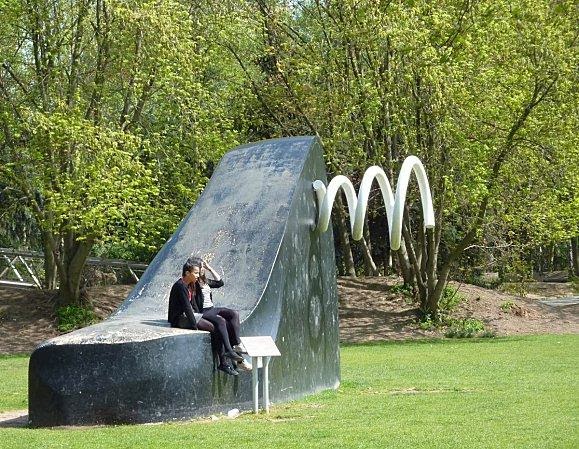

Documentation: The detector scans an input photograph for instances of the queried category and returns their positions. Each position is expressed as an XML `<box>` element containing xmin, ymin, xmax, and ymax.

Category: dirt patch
<box><xmin>0</xmin><ymin>278</ymin><xmax>577</xmax><ymax>355</ymax></box>
<box><xmin>338</xmin><ymin>276</ymin><xmax>437</xmax><ymax>342</ymax></box>
<box><xmin>444</xmin><ymin>282</ymin><xmax>578</xmax><ymax>336</ymax></box>
<box><xmin>0</xmin><ymin>285</ymin><xmax>133</xmax><ymax>355</ymax></box>
<box><xmin>0</xmin><ymin>288</ymin><xmax>59</xmax><ymax>355</ymax></box>
<box><xmin>338</xmin><ymin>277</ymin><xmax>578</xmax><ymax>342</ymax></box>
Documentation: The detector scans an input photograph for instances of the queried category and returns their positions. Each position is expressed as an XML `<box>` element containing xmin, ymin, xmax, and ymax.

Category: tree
<box><xmin>0</xmin><ymin>0</ymin><xmax>248</xmax><ymax>304</ymax></box>
<box><xmin>223</xmin><ymin>0</ymin><xmax>577</xmax><ymax>315</ymax></box>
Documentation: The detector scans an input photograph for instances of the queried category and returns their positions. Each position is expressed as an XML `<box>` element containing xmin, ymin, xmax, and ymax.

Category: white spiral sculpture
<box><xmin>313</xmin><ymin>156</ymin><xmax>435</xmax><ymax>250</ymax></box>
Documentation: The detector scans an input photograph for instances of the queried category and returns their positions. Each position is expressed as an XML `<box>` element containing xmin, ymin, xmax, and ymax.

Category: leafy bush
<box><xmin>500</xmin><ymin>301</ymin><xmax>515</xmax><ymax>313</ymax></box>
<box><xmin>390</xmin><ymin>283</ymin><xmax>414</xmax><ymax>298</ymax></box>
<box><xmin>418</xmin><ymin>314</ymin><xmax>436</xmax><ymax>331</ymax></box>
<box><xmin>417</xmin><ymin>286</ymin><xmax>465</xmax><ymax>330</ymax></box>
<box><xmin>56</xmin><ymin>305</ymin><xmax>98</xmax><ymax>333</ymax></box>
<box><xmin>416</xmin><ymin>284</ymin><xmax>493</xmax><ymax>338</ymax></box>
<box><xmin>419</xmin><ymin>313</ymin><xmax>493</xmax><ymax>338</ymax></box>
<box><xmin>463</xmin><ymin>272</ymin><xmax>502</xmax><ymax>290</ymax></box>
<box><xmin>444</xmin><ymin>318</ymin><xmax>491</xmax><ymax>338</ymax></box>
<box><xmin>499</xmin><ymin>282</ymin><xmax>529</xmax><ymax>297</ymax></box>
<box><xmin>439</xmin><ymin>286</ymin><xmax>464</xmax><ymax>312</ymax></box>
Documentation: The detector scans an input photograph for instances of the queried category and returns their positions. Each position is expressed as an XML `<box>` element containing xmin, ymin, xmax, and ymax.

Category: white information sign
<box><xmin>239</xmin><ymin>336</ymin><xmax>281</xmax><ymax>414</ymax></box>
<box><xmin>240</xmin><ymin>336</ymin><xmax>281</xmax><ymax>357</ymax></box>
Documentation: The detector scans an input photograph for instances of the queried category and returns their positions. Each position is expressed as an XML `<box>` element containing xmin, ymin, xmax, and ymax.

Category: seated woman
<box><xmin>168</xmin><ymin>259</ymin><xmax>242</xmax><ymax>376</ymax></box>
<box><xmin>189</xmin><ymin>257</ymin><xmax>252</xmax><ymax>372</ymax></box>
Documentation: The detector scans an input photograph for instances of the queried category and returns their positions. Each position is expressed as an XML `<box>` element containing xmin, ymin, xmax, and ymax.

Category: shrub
<box><xmin>499</xmin><ymin>282</ymin><xmax>529</xmax><ymax>297</ymax></box>
<box><xmin>56</xmin><ymin>305</ymin><xmax>98</xmax><ymax>333</ymax></box>
<box><xmin>500</xmin><ymin>301</ymin><xmax>515</xmax><ymax>313</ymax></box>
<box><xmin>390</xmin><ymin>283</ymin><xmax>413</xmax><ymax>298</ymax></box>
<box><xmin>439</xmin><ymin>286</ymin><xmax>464</xmax><ymax>312</ymax></box>
<box><xmin>419</xmin><ymin>314</ymin><xmax>436</xmax><ymax>331</ymax></box>
<box><xmin>464</xmin><ymin>272</ymin><xmax>502</xmax><ymax>290</ymax></box>
<box><xmin>444</xmin><ymin>318</ymin><xmax>488</xmax><ymax>338</ymax></box>
<box><xmin>481</xmin><ymin>329</ymin><xmax>497</xmax><ymax>338</ymax></box>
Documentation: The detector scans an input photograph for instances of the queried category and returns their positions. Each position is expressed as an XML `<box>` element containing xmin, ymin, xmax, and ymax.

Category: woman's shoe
<box><xmin>236</xmin><ymin>359</ymin><xmax>252</xmax><ymax>372</ymax></box>
<box><xmin>218</xmin><ymin>364</ymin><xmax>239</xmax><ymax>376</ymax></box>
<box><xmin>233</xmin><ymin>343</ymin><xmax>248</xmax><ymax>354</ymax></box>
<box><xmin>225</xmin><ymin>351</ymin><xmax>244</xmax><ymax>363</ymax></box>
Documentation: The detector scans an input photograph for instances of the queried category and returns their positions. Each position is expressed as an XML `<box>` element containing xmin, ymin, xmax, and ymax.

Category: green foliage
<box><xmin>56</xmin><ymin>305</ymin><xmax>99</xmax><ymax>333</ymax></box>
<box><xmin>418</xmin><ymin>314</ymin><xmax>437</xmax><ymax>331</ymax></box>
<box><xmin>390</xmin><ymin>283</ymin><xmax>414</xmax><ymax>298</ymax></box>
<box><xmin>444</xmin><ymin>318</ymin><xmax>491</xmax><ymax>338</ymax></box>
<box><xmin>571</xmin><ymin>276</ymin><xmax>579</xmax><ymax>294</ymax></box>
<box><xmin>439</xmin><ymin>286</ymin><xmax>464</xmax><ymax>312</ymax></box>
<box><xmin>0</xmin><ymin>0</ymin><xmax>250</xmax><ymax>301</ymax></box>
<box><xmin>12</xmin><ymin>111</ymin><xmax>159</xmax><ymax>242</ymax></box>
<box><xmin>419</xmin><ymin>285</ymin><xmax>463</xmax><ymax>329</ymax></box>
<box><xmin>1</xmin><ymin>0</ymin><xmax>576</xmax><ymax>304</ymax></box>
<box><xmin>500</xmin><ymin>301</ymin><xmax>516</xmax><ymax>313</ymax></box>
<box><xmin>500</xmin><ymin>282</ymin><xmax>529</xmax><ymax>298</ymax></box>
<box><xmin>419</xmin><ymin>286</ymin><xmax>489</xmax><ymax>338</ymax></box>
<box><xmin>462</xmin><ymin>271</ymin><xmax>502</xmax><ymax>290</ymax></box>
<box><xmin>221</xmin><ymin>0</ymin><xmax>577</xmax><ymax>315</ymax></box>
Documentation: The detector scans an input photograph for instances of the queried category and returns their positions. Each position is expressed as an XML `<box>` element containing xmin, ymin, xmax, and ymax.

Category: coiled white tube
<box><xmin>313</xmin><ymin>156</ymin><xmax>435</xmax><ymax>250</ymax></box>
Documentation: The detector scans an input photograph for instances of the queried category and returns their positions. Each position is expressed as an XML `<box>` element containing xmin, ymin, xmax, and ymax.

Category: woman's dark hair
<box><xmin>188</xmin><ymin>256</ymin><xmax>203</xmax><ymax>266</ymax></box>
<box><xmin>187</xmin><ymin>256</ymin><xmax>207</xmax><ymax>283</ymax></box>
<box><xmin>182</xmin><ymin>258</ymin><xmax>202</xmax><ymax>277</ymax></box>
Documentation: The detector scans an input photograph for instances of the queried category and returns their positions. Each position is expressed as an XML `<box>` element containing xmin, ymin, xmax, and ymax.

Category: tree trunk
<box><xmin>545</xmin><ymin>243</ymin><xmax>555</xmax><ymax>273</ymax></box>
<box><xmin>571</xmin><ymin>236</ymin><xmax>579</xmax><ymax>276</ymax></box>
<box><xmin>385</xmin><ymin>252</ymin><xmax>392</xmax><ymax>275</ymax></box>
<box><xmin>537</xmin><ymin>245</ymin><xmax>544</xmax><ymax>275</ymax></box>
<box><xmin>56</xmin><ymin>236</ymin><xmax>94</xmax><ymax>306</ymax></box>
<box><xmin>401</xmin><ymin>219</ymin><xmax>428</xmax><ymax>308</ymax></box>
<box><xmin>359</xmin><ymin>236</ymin><xmax>379</xmax><ymax>276</ymax></box>
<box><xmin>424</xmin><ymin>228</ymin><xmax>437</xmax><ymax>308</ymax></box>
<box><xmin>42</xmin><ymin>232</ymin><xmax>57</xmax><ymax>289</ymax></box>
<box><xmin>335</xmin><ymin>194</ymin><xmax>356</xmax><ymax>276</ymax></box>
<box><xmin>396</xmin><ymin>242</ymin><xmax>413</xmax><ymax>286</ymax></box>
<box><xmin>424</xmin><ymin>265</ymin><xmax>451</xmax><ymax>315</ymax></box>
<box><xmin>360</xmin><ymin>219</ymin><xmax>379</xmax><ymax>276</ymax></box>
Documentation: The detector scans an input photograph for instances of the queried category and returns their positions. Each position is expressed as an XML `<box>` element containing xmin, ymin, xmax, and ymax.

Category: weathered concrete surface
<box><xmin>28</xmin><ymin>137</ymin><xmax>340</xmax><ymax>426</ymax></box>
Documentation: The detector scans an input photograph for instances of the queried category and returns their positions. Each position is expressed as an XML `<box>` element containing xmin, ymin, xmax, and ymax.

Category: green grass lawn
<box><xmin>0</xmin><ymin>354</ymin><xmax>28</xmax><ymax>411</ymax></box>
<box><xmin>1</xmin><ymin>335</ymin><xmax>578</xmax><ymax>448</ymax></box>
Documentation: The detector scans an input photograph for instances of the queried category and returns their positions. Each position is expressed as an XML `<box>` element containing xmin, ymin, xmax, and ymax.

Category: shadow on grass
<box><xmin>340</xmin><ymin>335</ymin><xmax>532</xmax><ymax>348</ymax></box>
<box><xmin>0</xmin><ymin>412</ymin><xmax>28</xmax><ymax>428</ymax></box>
<box><xmin>0</xmin><ymin>353</ymin><xmax>31</xmax><ymax>359</ymax></box>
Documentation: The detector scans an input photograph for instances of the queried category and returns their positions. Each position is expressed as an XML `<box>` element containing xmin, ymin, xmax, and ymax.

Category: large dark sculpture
<box><xmin>28</xmin><ymin>137</ymin><xmax>340</xmax><ymax>426</ymax></box>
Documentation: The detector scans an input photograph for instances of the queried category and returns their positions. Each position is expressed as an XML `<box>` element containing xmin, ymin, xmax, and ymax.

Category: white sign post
<box><xmin>239</xmin><ymin>336</ymin><xmax>281</xmax><ymax>414</ymax></box>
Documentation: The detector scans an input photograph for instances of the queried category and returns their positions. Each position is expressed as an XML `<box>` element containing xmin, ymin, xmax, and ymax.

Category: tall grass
<box><xmin>1</xmin><ymin>335</ymin><xmax>577</xmax><ymax>448</ymax></box>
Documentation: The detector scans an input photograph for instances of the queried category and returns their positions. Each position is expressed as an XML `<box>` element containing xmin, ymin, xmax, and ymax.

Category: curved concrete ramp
<box><xmin>28</xmin><ymin>137</ymin><xmax>340</xmax><ymax>426</ymax></box>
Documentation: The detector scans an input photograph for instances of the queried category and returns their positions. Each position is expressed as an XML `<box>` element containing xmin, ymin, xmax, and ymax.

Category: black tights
<box><xmin>175</xmin><ymin>316</ymin><xmax>228</xmax><ymax>366</ymax></box>
<box><xmin>201</xmin><ymin>307</ymin><xmax>241</xmax><ymax>353</ymax></box>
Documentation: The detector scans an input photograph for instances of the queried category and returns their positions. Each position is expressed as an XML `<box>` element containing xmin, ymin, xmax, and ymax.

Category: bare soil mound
<box><xmin>0</xmin><ymin>278</ymin><xmax>577</xmax><ymax>355</ymax></box>
<box><xmin>338</xmin><ymin>277</ymin><xmax>578</xmax><ymax>342</ymax></box>
<box><xmin>0</xmin><ymin>285</ymin><xmax>133</xmax><ymax>355</ymax></box>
